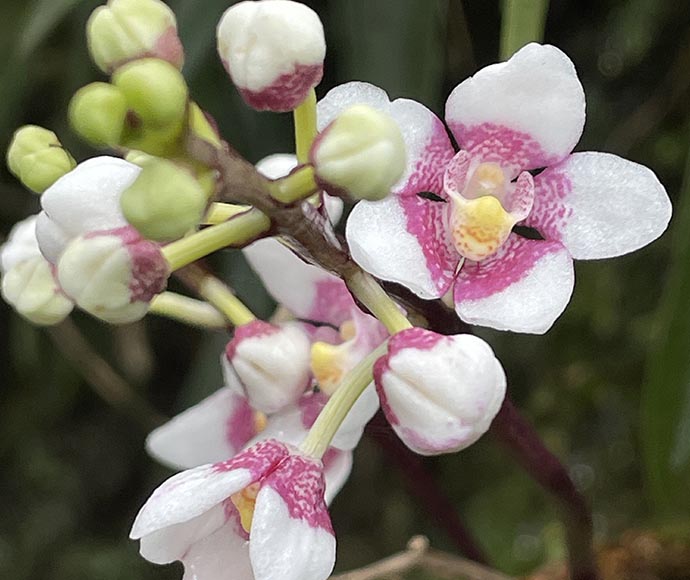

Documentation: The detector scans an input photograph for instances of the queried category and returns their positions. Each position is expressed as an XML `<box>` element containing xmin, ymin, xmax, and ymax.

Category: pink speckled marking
<box><xmin>389</xmin><ymin>327</ymin><xmax>444</xmax><ymax>355</ymax></box>
<box><xmin>454</xmin><ymin>235</ymin><xmax>566</xmax><ymax>301</ymax></box>
<box><xmin>399</xmin><ymin>194</ymin><xmax>458</xmax><ymax>297</ymax></box>
<box><xmin>236</xmin><ymin>63</ymin><xmax>323</xmax><ymax>112</ymax></box>
<box><xmin>213</xmin><ymin>439</ymin><xmax>288</xmax><ymax>477</ymax></box>
<box><xmin>452</xmin><ymin>123</ymin><xmax>565</xmax><ymax>174</ymax></box>
<box><xmin>87</xmin><ymin>226</ymin><xmax>169</xmax><ymax>302</ymax></box>
<box><xmin>504</xmin><ymin>171</ymin><xmax>535</xmax><ymax>219</ymax></box>
<box><xmin>525</xmin><ymin>162</ymin><xmax>575</xmax><ymax>242</ymax></box>
<box><xmin>308</xmin><ymin>278</ymin><xmax>356</xmax><ymax>327</ymax></box>
<box><xmin>225</xmin><ymin>320</ymin><xmax>280</xmax><ymax>360</ymax></box>
<box><xmin>298</xmin><ymin>391</ymin><xmax>329</xmax><ymax>429</ymax></box>
<box><xmin>225</xmin><ymin>394</ymin><xmax>257</xmax><ymax>452</ymax></box>
<box><xmin>443</xmin><ymin>150</ymin><xmax>473</xmax><ymax>196</ymax></box>
<box><xmin>104</xmin><ymin>26</ymin><xmax>183</xmax><ymax>73</ymax></box>
<box><xmin>372</xmin><ymin>353</ymin><xmax>399</xmax><ymax>427</ymax></box>
<box><xmin>263</xmin><ymin>454</ymin><xmax>333</xmax><ymax>532</ymax></box>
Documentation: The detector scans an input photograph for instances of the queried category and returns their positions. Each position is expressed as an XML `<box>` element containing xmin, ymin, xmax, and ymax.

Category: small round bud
<box><xmin>69</xmin><ymin>83</ymin><xmax>128</xmax><ymax>147</ymax></box>
<box><xmin>112</xmin><ymin>58</ymin><xmax>188</xmax><ymax>129</ymax></box>
<box><xmin>87</xmin><ymin>0</ymin><xmax>184</xmax><ymax>74</ymax></box>
<box><xmin>56</xmin><ymin>226</ymin><xmax>169</xmax><ymax>324</ymax></box>
<box><xmin>36</xmin><ymin>156</ymin><xmax>139</xmax><ymax>264</ymax></box>
<box><xmin>0</xmin><ymin>215</ymin><xmax>73</xmax><ymax>325</ymax></box>
<box><xmin>216</xmin><ymin>0</ymin><xmax>325</xmax><ymax>111</ymax></box>
<box><xmin>6</xmin><ymin>126</ymin><xmax>76</xmax><ymax>193</ymax></box>
<box><xmin>223</xmin><ymin>320</ymin><xmax>311</xmax><ymax>414</ymax></box>
<box><xmin>374</xmin><ymin>328</ymin><xmax>506</xmax><ymax>456</ymax></box>
<box><xmin>310</xmin><ymin>105</ymin><xmax>406</xmax><ymax>201</ymax></box>
<box><xmin>120</xmin><ymin>157</ymin><xmax>207</xmax><ymax>241</ymax></box>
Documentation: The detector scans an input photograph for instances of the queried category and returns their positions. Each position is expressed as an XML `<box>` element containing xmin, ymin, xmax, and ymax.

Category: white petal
<box><xmin>249</xmin><ymin>486</ymin><xmax>335</xmax><ymax>580</ymax></box>
<box><xmin>0</xmin><ymin>215</ymin><xmax>40</xmax><ymax>273</ymax></box>
<box><xmin>256</xmin><ymin>153</ymin><xmax>299</xmax><ymax>180</ymax></box>
<box><xmin>243</xmin><ymin>237</ymin><xmax>354</xmax><ymax>326</ymax></box>
<box><xmin>146</xmin><ymin>388</ymin><xmax>257</xmax><ymax>470</ymax></box>
<box><xmin>37</xmin><ymin>156</ymin><xmax>138</xmax><ymax>259</ymax></box>
<box><xmin>454</xmin><ymin>235</ymin><xmax>575</xmax><ymax>334</ymax></box>
<box><xmin>527</xmin><ymin>152</ymin><xmax>672</xmax><ymax>259</ymax></box>
<box><xmin>446</xmin><ymin>43</ymin><xmax>585</xmax><ymax>170</ymax></box>
<box><xmin>130</xmin><ymin>464</ymin><xmax>253</xmax><ymax>540</ymax></box>
<box><xmin>322</xmin><ymin>449</ymin><xmax>353</xmax><ymax>505</ymax></box>
<box><xmin>182</xmin><ymin>517</ymin><xmax>252</xmax><ymax>580</ymax></box>
<box><xmin>330</xmin><ymin>383</ymin><xmax>379</xmax><ymax>451</ymax></box>
<box><xmin>346</xmin><ymin>195</ymin><xmax>457</xmax><ymax>299</ymax></box>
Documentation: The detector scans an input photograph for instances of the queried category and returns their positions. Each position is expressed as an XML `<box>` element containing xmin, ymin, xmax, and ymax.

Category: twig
<box><xmin>46</xmin><ymin>319</ymin><xmax>166</xmax><ymax>430</ymax></box>
<box><xmin>366</xmin><ymin>412</ymin><xmax>488</xmax><ymax>564</ymax></box>
<box><xmin>331</xmin><ymin>536</ymin><xmax>513</xmax><ymax>580</ymax></box>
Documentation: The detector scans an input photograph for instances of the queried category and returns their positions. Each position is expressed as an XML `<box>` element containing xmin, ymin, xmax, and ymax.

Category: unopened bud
<box><xmin>36</xmin><ymin>157</ymin><xmax>139</xmax><ymax>264</ymax></box>
<box><xmin>69</xmin><ymin>83</ymin><xmax>128</xmax><ymax>147</ymax></box>
<box><xmin>223</xmin><ymin>320</ymin><xmax>311</xmax><ymax>414</ymax></box>
<box><xmin>6</xmin><ymin>126</ymin><xmax>76</xmax><ymax>193</ymax></box>
<box><xmin>217</xmin><ymin>0</ymin><xmax>325</xmax><ymax>111</ymax></box>
<box><xmin>310</xmin><ymin>105</ymin><xmax>406</xmax><ymax>201</ymax></box>
<box><xmin>87</xmin><ymin>0</ymin><xmax>183</xmax><ymax>74</ymax></box>
<box><xmin>56</xmin><ymin>226</ymin><xmax>169</xmax><ymax>324</ymax></box>
<box><xmin>374</xmin><ymin>328</ymin><xmax>506</xmax><ymax>456</ymax></box>
<box><xmin>0</xmin><ymin>215</ymin><xmax>73</xmax><ymax>325</ymax></box>
<box><xmin>120</xmin><ymin>157</ymin><xmax>207</xmax><ymax>241</ymax></box>
<box><xmin>112</xmin><ymin>58</ymin><xmax>187</xmax><ymax>129</ymax></box>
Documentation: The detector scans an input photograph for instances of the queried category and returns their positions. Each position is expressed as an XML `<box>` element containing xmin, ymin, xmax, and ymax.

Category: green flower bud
<box><xmin>310</xmin><ymin>105</ymin><xmax>407</xmax><ymax>202</ymax></box>
<box><xmin>69</xmin><ymin>82</ymin><xmax>128</xmax><ymax>147</ymax></box>
<box><xmin>6</xmin><ymin>126</ymin><xmax>76</xmax><ymax>193</ymax></box>
<box><xmin>120</xmin><ymin>157</ymin><xmax>207</xmax><ymax>241</ymax></box>
<box><xmin>113</xmin><ymin>58</ymin><xmax>188</xmax><ymax>130</ymax></box>
<box><xmin>87</xmin><ymin>0</ymin><xmax>184</xmax><ymax>74</ymax></box>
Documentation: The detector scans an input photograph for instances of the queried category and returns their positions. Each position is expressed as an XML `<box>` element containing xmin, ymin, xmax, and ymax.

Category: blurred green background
<box><xmin>2</xmin><ymin>0</ymin><xmax>690</xmax><ymax>578</ymax></box>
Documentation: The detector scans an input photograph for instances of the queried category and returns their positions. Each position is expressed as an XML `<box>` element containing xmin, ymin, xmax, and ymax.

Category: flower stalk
<box><xmin>499</xmin><ymin>0</ymin><xmax>550</xmax><ymax>60</ymax></box>
<box><xmin>149</xmin><ymin>292</ymin><xmax>227</xmax><ymax>328</ymax></box>
<box><xmin>300</xmin><ymin>342</ymin><xmax>388</xmax><ymax>459</ymax></box>
<box><xmin>345</xmin><ymin>270</ymin><xmax>412</xmax><ymax>334</ymax></box>
<box><xmin>294</xmin><ymin>89</ymin><xmax>318</xmax><ymax>163</ymax></box>
<box><xmin>267</xmin><ymin>165</ymin><xmax>319</xmax><ymax>204</ymax></box>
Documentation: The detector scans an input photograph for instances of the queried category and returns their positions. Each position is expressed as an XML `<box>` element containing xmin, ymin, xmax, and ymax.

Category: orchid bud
<box><xmin>36</xmin><ymin>156</ymin><xmax>140</xmax><ymax>264</ymax></box>
<box><xmin>120</xmin><ymin>157</ymin><xmax>207</xmax><ymax>241</ymax></box>
<box><xmin>223</xmin><ymin>320</ymin><xmax>311</xmax><ymax>414</ymax></box>
<box><xmin>0</xmin><ymin>215</ymin><xmax>73</xmax><ymax>325</ymax></box>
<box><xmin>69</xmin><ymin>83</ymin><xmax>128</xmax><ymax>148</ymax></box>
<box><xmin>216</xmin><ymin>0</ymin><xmax>325</xmax><ymax>112</ymax></box>
<box><xmin>310</xmin><ymin>105</ymin><xmax>406</xmax><ymax>201</ymax></box>
<box><xmin>374</xmin><ymin>328</ymin><xmax>506</xmax><ymax>456</ymax></box>
<box><xmin>6</xmin><ymin>126</ymin><xmax>76</xmax><ymax>193</ymax></box>
<box><xmin>87</xmin><ymin>0</ymin><xmax>184</xmax><ymax>74</ymax></box>
<box><xmin>56</xmin><ymin>226</ymin><xmax>169</xmax><ymax>324</ymax></box>
<box><xmin>112</xmin><ymin>58</ymin><xmax>187</xmax><ymax>129</ymax></box>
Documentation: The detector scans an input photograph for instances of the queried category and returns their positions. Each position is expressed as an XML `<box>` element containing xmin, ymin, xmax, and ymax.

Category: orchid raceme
<box><xmin>331</xmin><ymin>43</ymin><xmax>672</xmax><ymax>334</ymax></box>
<box><xmin>131</xmin><ymin>439</ymin><xmax>336</xmax><ymax>580</ymax></box>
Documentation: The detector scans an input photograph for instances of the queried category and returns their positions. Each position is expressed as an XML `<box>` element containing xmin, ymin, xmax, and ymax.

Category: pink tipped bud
<box><xmin>374</xmin><ymin>328</ymin><xmax>506</xmax><ymax>456</ymax></box>
<box><xmin>216</xmin><ymin>0</ymin><xmax>325</xmax><ymax>112</ymax></box>
<box><xmin>56</xmin><ymin>226</ymin><xmax>169</xmax><ymax>324</ymax></box>
<box><xmin>224</xmin><ymin>320</ymin><xmax>311</xmax><ymax>414</ymax></box>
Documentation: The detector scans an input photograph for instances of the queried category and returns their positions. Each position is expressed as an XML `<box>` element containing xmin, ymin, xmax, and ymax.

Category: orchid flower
<box><xmin>131</xmin><ymin>439</ymin><xmax>336</xmax><ymax>580</ymax></box>
<box><xmin>327</xmin><ymin>43</ymin><xmax>671</xmax><ymax>334</ymax></box>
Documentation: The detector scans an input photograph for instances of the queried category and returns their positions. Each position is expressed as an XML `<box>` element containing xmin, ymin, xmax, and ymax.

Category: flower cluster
<box><xmin>0</xmin><ymin>0</ymin><xmax>672</xmax><ymax>579</ymax></box>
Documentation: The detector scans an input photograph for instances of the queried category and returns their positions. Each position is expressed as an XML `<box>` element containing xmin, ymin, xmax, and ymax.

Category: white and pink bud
<box><xmin>0</xmin><ymin>215</ymin><xmax>73</xmax><ymax>325</ymax></box>
<box><xmin>216</xmin><ymin>0</ymin><xmax>325</xmax><ymax>112</ymax></box>
<box><xmin>87</xmin><ymin>0</ymin><xmax>184</xmax><ymax>74</ymax></box>
<box><xmin>374</xmin><ymin>328</ymin><xmax>506</xmax><ymax>456</ymax></box>
<box><xmin>131</xmin><ymin>439</ymin><xmax>336</xmax><ymax>580</ymax></box>
<box><xmin>56</xmin><ymin>226</ymin><xmax>169</xmax><ymax>324</ymax></box>
<box><xmin>224</xmin><ymin>320</ymin><xmax>311</xmax><ymax>414</ymax></box>
<box><xmin>36</xmin><ymin>156</ymin><xmax>140</xmax><ymax>264</ymax></box>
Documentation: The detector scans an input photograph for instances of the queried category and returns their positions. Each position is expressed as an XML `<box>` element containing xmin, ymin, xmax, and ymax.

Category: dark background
<box><xmin>1</xmin><ymin>0</ymin><xmax>690</xmax><ymax>578</ymax></box>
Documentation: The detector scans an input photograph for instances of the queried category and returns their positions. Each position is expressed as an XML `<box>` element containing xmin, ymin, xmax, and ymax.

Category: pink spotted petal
<box><xmin>454</xmin><ymin>234</ymin><xmax>575</xmax><ymax>334</ymax></box>
<box><xmin>504</xmin><ymin>171</ymin><xmax>535</xmax><ymax>221</ymax></box>
<box><xmin>318</xmin><ymin>81</ymin><xmax>455</xmax><ymax>198</ymax></box>
<box><xmin>146</xmin><ymin>388</ymin><xmax>257</xmax><ymax>470</ymax></box>
<box><xmin>446</xmin><ymin>44</ymin><xmax>585</xmax><ymax>173</ymax></box>
<box><xmin>181</xmin><ymin>515</ymin><xmax>252</xmax><ymax>580</ymax></box>
<box><xmin>244</xmin><ymin>237</ymin><xmax>355</xmax><ymax>327</ymax></box>
<box><xmin>250</xmin><ymin>456</ymin><xmax>335</xmax><ymax>580</ymax></box>
<box><xmin>346</xmin><ymin>194</ymin><xmax>459</xmax><ymax>299</ymax></box>
<box><xmin>526</xmin><ymin>152</ymin><xmax>672</xmax><ymax>259</ymax></box>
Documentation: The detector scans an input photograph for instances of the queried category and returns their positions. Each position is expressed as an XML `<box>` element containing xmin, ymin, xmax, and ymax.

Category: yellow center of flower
<box><xmin>231</xmin><ymin>482</ymin><xmax>261</xmax><ymax>533</ymax></box>
<box><xmin>309</xmin><ymin>320</ymin><xmax>357</xmax><ymax>395</ymax></box>
<box><xmin>447</xmin><ymin>163</ymin><xmax>515</xmax><ymax>262</ymax></box>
